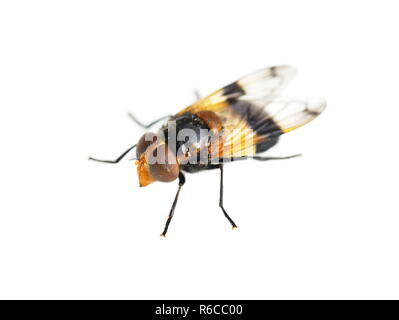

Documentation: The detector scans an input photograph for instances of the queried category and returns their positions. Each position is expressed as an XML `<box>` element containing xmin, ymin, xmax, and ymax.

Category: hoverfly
<box><xmin>89</xmin><ymin>66</ymin><xmax>326</xmax><ymax>236</ymax></box>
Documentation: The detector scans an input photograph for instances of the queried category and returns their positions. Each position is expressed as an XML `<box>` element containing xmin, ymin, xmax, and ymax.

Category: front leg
<box><xmin>218</xmin><ymin>164</ymin><xmax>238</xmax><ymax>229</ymax></box>
<box><xmin>88</xmin><ymin>144</ymin><xmax>137</xmax><ymax>164</ymax></box>
<box><xmin>160</xmin><ymin>172</ymin><xmax>186</xmax><ymax>237</ymax></box>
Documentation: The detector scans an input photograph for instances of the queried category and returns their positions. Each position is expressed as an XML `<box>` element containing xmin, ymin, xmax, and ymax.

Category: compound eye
<box><xmin>149</xmin><ymin>144</ymin><xmax>179</xmax><ymax>182</ymax></box>
<box><xmin>136</xmin><ymin>132</ymin><xmax>159</xmax><ymax>158</ymax></box>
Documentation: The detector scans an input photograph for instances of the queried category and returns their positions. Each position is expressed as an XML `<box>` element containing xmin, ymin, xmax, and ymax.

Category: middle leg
<box><xmin>218</xmin><ymin>164</ymin><xmax>238</xmax><ymax>229</ymax></box>
<box><xmin>127</xmin><ymin>113</ymin><xmax>171</xmax><ymax>129</ymax></box>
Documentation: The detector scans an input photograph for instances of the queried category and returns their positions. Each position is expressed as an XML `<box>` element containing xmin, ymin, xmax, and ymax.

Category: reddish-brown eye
<box><xmin>148</xmin><ymin>144</ymin><xmax>179</xmax><ymax>182</ymax></box>
<box><xmin>136</xmin><ymin>132</ymin><xmax>159</xmax><ymax>158</ymax></box>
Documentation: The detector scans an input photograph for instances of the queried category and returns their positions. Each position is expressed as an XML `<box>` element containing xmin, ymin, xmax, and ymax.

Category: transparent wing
<box><xmin>215</xmin><ymin>96</ymin><xmax>327</xmax><ymax>160</ymax></box>
<box><xmin>175</xmin><ymin>65</ymin><xmax>325</xmax><ymax>160</ymax></box>
<box><xmin>178</xmin><ymin>65</ymin><xmax>297</xmax><ymax>115</ymax></box>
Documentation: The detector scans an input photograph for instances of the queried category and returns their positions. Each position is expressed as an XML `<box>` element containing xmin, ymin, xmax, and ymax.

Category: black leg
<box><xmin>88</xmin><ymin>144</ymin><xmax>136</xmax><ymax>164</ymax></box>
<box><xmin>161</xmin><ymin>172</ymin><xmax>186</xmax><ymax>237</ymax></box>
<box><xmin>218</xmin><ymin>154</ymin><xmax>302</xmax><ymax>164</ymax></box>
<box><xmin>193</xmin><ymin>89</ymin><xmax>201</xmax><ymax>101</ymax></box>
<box><xmin>127</xmin><ymin>112</ymin><xmax>171</xmax><ymax>129</ymax></box>
<box><xmin>219</xmin><ymin>164</ymin><xmax>238</xmax><ymax>229</ymax></box>
<box><xmin>251</xmin><ymin>154</ymin><xmax>302</xmax><ymax>161</ymax></box>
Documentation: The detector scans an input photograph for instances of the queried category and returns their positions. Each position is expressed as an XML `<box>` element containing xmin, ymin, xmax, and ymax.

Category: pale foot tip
<box><xmin>232</xmin><ymin>225</ymin><xmax>239</xmax><ymax>230</ymax></box>
<box><xmin>160</xmin><ymin>233</ymin><xmax>166</xmax><ymax>238</ymax></box>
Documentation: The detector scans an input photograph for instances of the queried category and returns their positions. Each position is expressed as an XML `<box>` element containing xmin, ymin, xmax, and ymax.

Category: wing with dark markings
<box><xmin>175</xmin><ymin>65</ymin><xmax>326</xmax><ymax>160</ymax></box>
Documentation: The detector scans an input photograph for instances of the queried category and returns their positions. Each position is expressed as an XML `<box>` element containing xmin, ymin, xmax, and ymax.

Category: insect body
<box><xmin>89</xmin><ymin>66</ymin><xmax>326</xmax><ymax>236</ymax></box>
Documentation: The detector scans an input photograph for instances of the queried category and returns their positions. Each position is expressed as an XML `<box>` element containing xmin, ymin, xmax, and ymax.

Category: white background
<box><xmin>0</xmin><ymin>1</ymin><xmax>398</xmax><ymax>299</ymax></box>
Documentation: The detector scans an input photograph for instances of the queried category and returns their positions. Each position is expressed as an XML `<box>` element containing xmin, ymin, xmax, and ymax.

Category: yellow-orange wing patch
<box><xmin>178</xmin><ymin>65</ymin><xmax>296</xmax><ymax>115</ymax></box>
